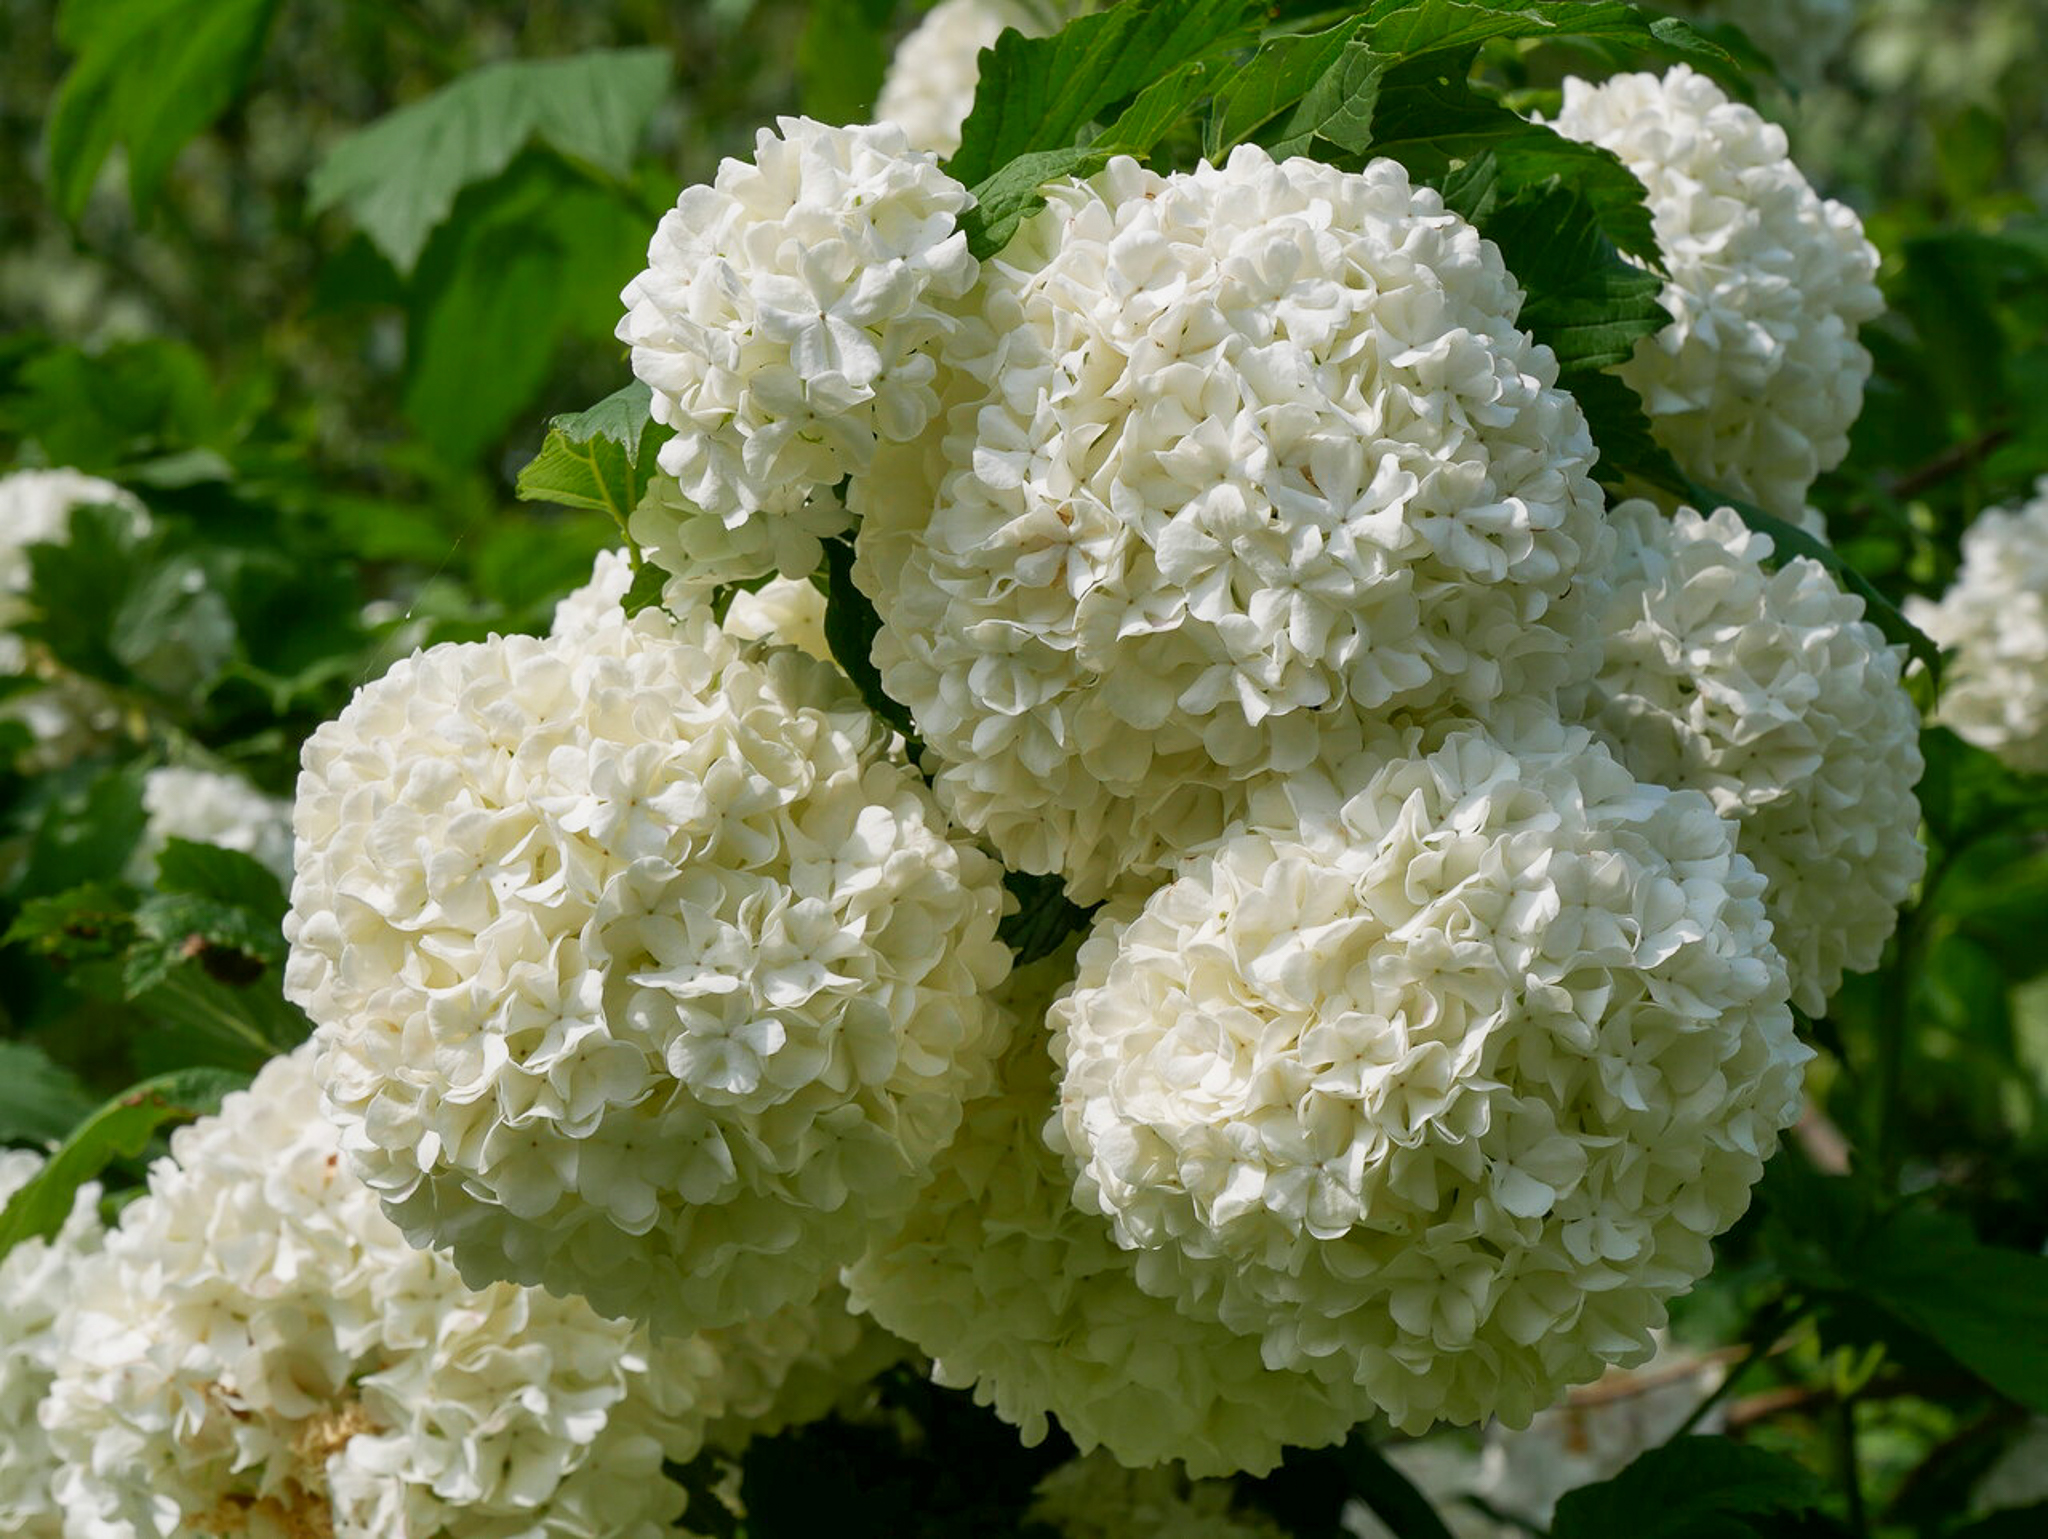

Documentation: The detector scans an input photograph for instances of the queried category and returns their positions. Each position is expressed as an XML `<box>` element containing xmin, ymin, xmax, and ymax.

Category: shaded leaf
<box><xmin>0</xmin><ymin>1041</ymin><xmax>97</xmax><ymax>1146</ymax></box>
<box><xmin>1206</xmin><ymin>17</ymin><xmax>1369</xmax><ymax>158</ymax></box>
<box><xmin>516</xmin><ymin>382</ymin><xmax>668</xmax><ymax>531</ymax></box>
<box><xmin>821</xmin><ymin>536</ymin><xmax>922</xmax><ymax>751</ymax></box>
<box><xmin>998</xmin><ymin>870</ymin><xmax>1097</xmax><ymax>967</ymax></box>
<box><xmin>1550</xmin><ymin>1437</ymin><xmax>1824</xmax><ymax>1539</ymax></box>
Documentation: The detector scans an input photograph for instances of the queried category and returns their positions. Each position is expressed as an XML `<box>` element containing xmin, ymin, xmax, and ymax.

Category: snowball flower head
<box><xmin>1030</xmin><ymin>1452</ymin><xmax>1290</xmax><ymax>1539</ymax></box>
<box><xmin>875</xmin><ymin>0</ymin><xmax>1056</xmax><ymax>157</ymax></box>
<box><xmin>1906</xmin><ymin>479</ymin><xmax>2048</xmax><ymax>774</ymax></box>
<box><xmin>1052</xmin><ymin>719</ymin><xmax>1807</xmax><ymax>1434</ymax></box>
<box><xmin>1551</xmin><ymin>66</ymin><xmax>1882</xmax><ymax>519</ymax></box>
<box><xmin>134</xmin><ymin>765</ymin><xmax>295</xmax><ymax>883</ymax></box>
<box><xmin>553</xmin><ymin>547</ymin><xmax>831</xmax><ymax>663</ymax></box>
<box><xmin>0</xmin><ymin>1152</ymin><xmax>102</xmax><ymax>1538</ymax></box>
<box><xmin>286</xmin><ymin>603</ymin><xmax>1011</xmax><ymax>1333</ymax></box>
<box><xmin>858</xmin><ymin>146</ymin><xmax>1609</xmax><ymax>902</ymax></box>
<box><xmin>41</xmin><ymin>1044</ymin><xmax>781</xmax><ymax>1539</ymax></box>
<box><xmin>1582</xmin><ymin>502</ymin><xmax>1924</xmax><ymax>1013</ymax></box>
<box><xmin>845</xmin><ymin>950</ymin><xmax>1364</xmax><ymax>1477</ymax></box>
<box><xmin>619</xmin><ymin>116</ymin><xmax>977</xmax><ymax>584</ymax></box>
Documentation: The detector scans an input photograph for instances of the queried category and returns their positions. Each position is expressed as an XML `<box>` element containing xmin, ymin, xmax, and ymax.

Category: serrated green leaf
<box><xmin>1207</xmin><ymin>18</ymin><xmax>1370</xmax><ymax>158</ymax></box>
<box><xmin>45</xmin><ymin>0</ymin><xmax>282</xmax><ymax>220</ymax></box>
<box><xmin>822</xmin><ymin>536</ymin><xmax>923</xmax><ymax>751</ymax></box>
<box><xmin>12</xmin><ymin>765</ymin><xmax>149</xmax><ymax>902</ymax></box>
<box><xmin>961</xmin><ymin>146</ymin><xmax>1112</xmax><ymax>259</ymax></box>
<box><xmin>1550</xmin><ymin>1438</ymin><xmax>1825</xmax><ymax>1539</ymax></box>
<box><xmin>153</xmin><ymin>838</ymin><xmax>289</xmax><ymax>923</ymax></box>
<box><xmin>0</xmin><ymin>1041</ymin><xmax>98</xmax><ymax>1146</ymax></box>
<box><xmin>309</xmin><ymin>48</ymin><xmax>670</xmax><ymax>275</ymax></box>
<box><xmin>0</xmin><ymin>1067</ymin><xmax>247</xmax><ymax>1261</ymax></box>
<box><xmin>1262</xmin><ymin>33</ymin><xmax>1389</xmax><ymax>160</ymax></box>
<box><xmin>515</xmin><ymin>382</ymin><xmax>667</xmax><ymax>530</ymax></box>
<box><xmin>1358</xmin><ymin>0</ymin><xmax>1746</xmax><ymax>94</ymax></box>
<box><xmin>4</xmin><ymin>881</ymin><xmax>138</xmax><ymax>966</ymax></box>
<box><xmin>998</xmin><ymin>870</ymin><xmax>1097</xmax><ymax>966</ymax></box>
<box><xmin>622</xmin><ymin>556</ymin><xmax>669</xmax><ymax>618</ymax></box>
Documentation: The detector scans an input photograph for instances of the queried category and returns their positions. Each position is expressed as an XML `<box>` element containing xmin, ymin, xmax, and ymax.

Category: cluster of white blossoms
<box><xmin>42</xmin><ymin>1046</ymin><xmax>878</xmax><ymax>1537</ymax></box>
<box><xmin>1030</xmin><ymin>1451</ymin><xmax>1289</xmax><ymax>1539</ymax></box>
<box><xmin>550</xmin><ymin>546</ymin><xmax>831</xmax><ymax>663</ymax></box>
<box><xmin>619</xmin><ymin>117</ymin><xmax>978</xmax><ymax>586</ymax></box>
<box><xmin>286</xmin><ymin>598</ymin><xmax>1011</xmax><ymax>1333</ymax></box>
<box><xmin>1906</xmin><ymin>480</ymin><xmax>2048</xmax><ymax>774</ymax></box>
<box><xmin>874</xmin><ymin>0</ymin><xmax>1060</xmax><ymax>156</ymax></box>
<box><xmin>1053</xmin><ymin>719</ymin><xmax>1808</xmax><ymax>1432</ymax></box>
<box><xmin>1580</xmin><ymin>502</ymin><xmax>1925</xmax><ymax>1013</ymax></box>
<box><xmin>859</xmin><ymin>146</ymin><xmax>1610</xmax><ymax>900</ymax></box>
<box><xmin>1553</xmin><ymin>67</ymin><xmax>1883</xmax><ymax>520</ymax></box>
<box><xmin>0</xmin><ymin>1153</ymin><xmax>103</xmax><ymax>1539</ymax></box>
<box><xmin>133</xmin><ymin>764</ymin><xmax>297</xmax><ymax>883</ymax></box>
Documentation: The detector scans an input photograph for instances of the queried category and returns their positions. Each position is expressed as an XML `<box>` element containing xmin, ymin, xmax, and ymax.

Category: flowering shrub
<box><xmin>2</xmin><ymin>2</ymin><xmax>2045</xmax><ymax>1536</ymax></box>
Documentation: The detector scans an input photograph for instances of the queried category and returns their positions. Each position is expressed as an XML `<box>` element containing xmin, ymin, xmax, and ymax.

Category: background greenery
<box><xmin>1</xmin><ymin>2</ymin><xmax>2044</xmax><ymax>1535</ymax></box>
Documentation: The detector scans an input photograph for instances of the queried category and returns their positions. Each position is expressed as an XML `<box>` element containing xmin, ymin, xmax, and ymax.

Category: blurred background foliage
<box><xmin>0</xmin><ymin>3</ymin><xmax>2045</xmax><ymax>1536</ymax></box>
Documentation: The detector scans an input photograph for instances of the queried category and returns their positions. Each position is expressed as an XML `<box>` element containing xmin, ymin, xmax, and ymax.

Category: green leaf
<box><xmin>0</xmin><ymin>1067</ymin><xmax>247</xmax><ymax>1261</ymax></box>
<box><xmin>124</xmin><ymin>890</ymin><xmax>282</xmax><ymax>999</ymax></box>
<box><xmin>0</xmin><ymin>1041</ymin><xmax>97</xmax><ymax>1146</ymax></box>
<box><xmin>1206</xmin><ymin>17</ymin><xmax>1369</xmax><ymax>158</ymax></box>
<box><xmin>3</xmin><ymin>881</ymin><xmax>137</xmax><ymax>967</ymax></box>
<box><xmin>799</xmin><ymin>0</ymin><xmax>899</xmax><ymax>124</ymax></box>
<box><xmin>821</xmin><ymin>536</ymin><xmax>923</xmax><ymax>751</ymax></box>
<box><xmin>1257</xmin><ymin>32</ymin><xmax>1388</xmax><ymax>161</ymax></box>
<box><xmin>308</xmin><ymin>48</ymin><xmax>671</xmax><ymax>275</ymax></box>
<box><xmin>1358</xmin><ymin>0</ymin><xmax>1745</xmax><ymax>92</ymax></box>
<box><xmin>1953</xmin><ymin>1509</ymin><xmax>2048</xmax><ymax>1539</ymax></box>
<box><xmin>153</xmin><ymin>838</ymin><xmax>289</xmax><ymax>926</ymax></box>
<box><xmin>998</xmin><ymin>870</ymin><xmax>1097</xmax><ymax>966</ymax></box>
<box><xmin>623</xmin><ymin>557</ymin><xmax>670</xmax><ymax>618</ymax></box>
<box><xmin>1333</xmin><ymin>1438</ymin><xmax>1460</xmax><ymax>1539</ymax></box>
<box><xmin>12</xmin><ymin>766</ymin><xmax>149</xmax><ymax>902</ymax></box>
<box><xmin>515</xmin><ymin>382</ymin><xmax>667</xmax><ymax>532</ymax></box>
<box><xmin>1550</xmin><ymin>1438</ymin><xmax>1824</xmax><ymax>1539</ymax></box>
<box><xmin>45</xmin><ymin>0</ymin><xmax>282</xmax><ymax>220</ymax></box>
<box><xmin>960</xmin><ymin>147</ymin><xmax>1112</xmax><ymax>259</ymax></box>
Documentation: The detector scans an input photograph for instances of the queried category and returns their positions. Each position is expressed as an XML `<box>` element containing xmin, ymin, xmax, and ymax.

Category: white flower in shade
<box><xmin>856</xmin><ymin>146</ymin><xmax>1610</xmax><ymax>903</ymax></box>
<box><xmin>629</xmin><ymin>475</ymin><xmax>851</xmax><ymax>592</ymax></box>
<box><xmin>1581</xmin><ymin>502</ymin><xmax>1924</xmax><ymax>1014</ymax></box>
<box><xmin>0</xmin><ymin>1152</ymin><xmax>102</xmax><ymax>1538</ymax></box>
<box><xmin>845</xmin><ymin>948</ymin><xmax>1365</xmax><ymax>1477</ymax></box>
<box><xmin>703</xmin><ymin>1283</ymin><xmax>908</xmax><ymax>1450</ymax></box>
<box><xmin>40</xmin><ymin>1044</ymin><xmax>784</xmax><ymax>1539</ymax></box>
<box><xmin>1906</xmin><ymin>480</ymin><xmax>2048</xmax><ymax>774</ymax></box>
<box><xmin>618</xmin><ymin>116</ymin><xmax>977</xmax><ymax>584</ymax></box>
<box><xmin>1030</xmin><ymin>1451</ymin><xmax>1290</xmax><ymax>1539</ymax></box>
<box><xmin>285</xmin><ymin>603</ymin><xmax>1011</xmax><ymax>1335</ymax></box>
<box><xmin>1551</xmin><ymin>66</ymin><xmax>1882</xmax><ymax>520</ymax></box>
<box><xmin>720</xmin><ymin>576</ymin><xmax>831</xmax><ymax>663</ymax></box>
<box><xmin>134</xmin><ymin>766</ymin><xmax>295</xmax><ymax>883</ymax></box>
<box><xmin>1051</xmin><ymin>719</ymin><xmax>1806</xmax><ymax>1435</ymax></box>
<box><xmin>876</xmin><ymin>0</ymin><xmax>1056</xmax><ymax>157</ymax></box>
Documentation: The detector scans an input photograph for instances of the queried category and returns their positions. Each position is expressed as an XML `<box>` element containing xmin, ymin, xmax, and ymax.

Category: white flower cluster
<box><xmin>875</xmin><ymin>0</ymin><xmax>1056</xmax><ymax>157</ymax></box>
<box><xmin>1582</xmin><ymin>502</ymin><xmax>1924</xmax><ymax>1013</ymax></box>
<box><xmin>134</xmin><ymin>764</ymin><xmax>296</xmax><ymax>883</ymax></box>
<box><xmin>552</xmin><ymin>547</ymin><xmax>830</xmax><ymax>663</ymax></box>
<box><xmin>1906</xmin><ymin>480</ymin><xmax>2048</xmax><ymax>774</ymax></box>
<box><xmin>845</xmin><ymin>951</ymin><xmax>1362</xmax><ymax>1476</ymax></box>
<box><xmin>287</xmin><ymin>601</ymin><xmax>1011</xmax><ymax>1333</ymax></box>
<box><xmin>42</xmin><ymin>1045</ymin><xmax>804</xmax><ymax>1539</ymax></box>
<box><xmin>1030</xmin><ymin>1451</ymin><xmax>1289</xmax><ymax>1539</ymax></box>
<box><xmin>619</xmin><ymin>117</ymin><xmax>977</xmax><ymax>586</ymax></box>
<box><xmin>0</xmin><ymin>1152</ymin><xmax>102</xmax><ymax>1538</ymax></box>
<box><xmin>859</xmin><ymin>146</ymin><xmax>1609</xmax><ymax>901</ymax></box>
<box><xmin>1552</xmin><ymin>66</ymin><xmax>1882</xmax><ymax>519</ymax></box>
<box><xmin>1052</xmin><ymin>720</ymin><xmax>1808</xmax><ymax>1433</ymax></box>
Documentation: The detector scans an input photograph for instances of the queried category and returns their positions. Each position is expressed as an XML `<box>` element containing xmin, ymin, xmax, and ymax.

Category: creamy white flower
<box><xmin>41</xmin><ymin>1044</ymin><xmax>782</xmax><ymax>1539</ymax></box>
<box><xmin>286</xmin><ymin>604</ymin><xmax>1011</xmax><ymax>1334</ymax></box>
<box><xmin>1581</xmin><ymin>502</ymin><xmax>1924</xmax><ymax>1014</ymax></box>
<box><xmin>720</xmin><ymin>577</ymin><xmax>831</xmax><ymax>663</ymax></box>
<box><xmin>703</xmin><ymin>1283</ymin><xmax>907</xmax><ymax>1450</ymax></box>
<box><xmin>133</xmin><ymin>766</ymin><xmax>295</xmax><ymax>884</ymax></box>
<box><xmin>1552</xmin><ymin>66</ymin><xmax>1882</xmax><ymax>520</ymax></box>
<box><xmin>876</xmin><ymin>0</ymin><xmax>1057</xmax><ymax>157</ymax></box>
<box><xmin>1906</xmin><ymin>479</ymin><xmax>2048</xmax><ymax>774</ymax></box>
<box><xmin>0</xmin><ymin>1152</ymin><xmax>102</xmax><ymax>1538</ymax></box>
<box><xmin>619</xmin><ymin>117</ymin><xmax>977</xmax><ymax>584</ymax></box>
<box><xmin>1052</xmin><ymin>719</ymin><xmax>1807</xmax><ymax>1435</ymax></box>
<box><xmin>1031</xmin><ymin>1451</ymin><xmax>1289</xmax><ymax>1539</ymax></box>
<box><xmin>846</xmin><ymin>948</ymin><xmax>1363</xmax><ymax>1477</ymax></box>
<box><xmin>858</xmin><ymin>146</ymin><xmax>1610</xmax><ymax>902</ymax></box>
<box><xmin>550</xmin><ymin>547</ymin><xmax>638</xmax><ymax>641</ymax></box>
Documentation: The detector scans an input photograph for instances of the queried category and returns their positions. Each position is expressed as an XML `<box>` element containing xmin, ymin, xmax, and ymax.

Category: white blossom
<box><xmin>0</xmin><ymin>1151</ymin><xmax>102</xmax><ymax>1537</ymax></box>
<box><xmin>876</xmin><ymin>0</ymin><xmax>1057</xmax><ymax>157</ymax></box>
<box><xmin>1552</xmin><ymin>66</ymin><xmax>1882</xmax><ymax>520</ymax></box>
<box><xmin>1052</xmin><ymin>718</ymin><xmax>1806</xmax><ymax>1435</ymax></box>
<box><xmin>720</xmin><ymin>577</ymin><xmax>831</xmax><ymax>663</ymax></box>
<box><xmin>857</xmin><ymin>146</ymin><xmax>1610</xmax><ymax>902</ymax></box>
<box><xmin>134</xmin><ymin>766</ymin><xmax>296</xmax><ymax>884</ymax></box>
<box><xmin>619</xmin><ymin>117</ymin><xmax>977</xmax><ymax>585</ymax></box>
<box><xmin>1582</xmin><ymin>501</ymin><xmax>1924</xmax><ymax>1013</ymax></box>
<box><xmin>286</xmin><ymin>603</ymin><xmax>1011</xmax><ymax>1334</ymax></box>
<box><xmin>845</xmin><ymin>949</ymin><xmax>1364</xmax><ymax>1477</ymax></box>
<box><xmin>1031</xmin><ymin>1451</ymin><xmax>1290</xmax><ymax>1539</ymax></box>
<box><xmin>1906</xmin><ymin>479</ymin><xmax>2048</xmax><ymax>774</ymax></box>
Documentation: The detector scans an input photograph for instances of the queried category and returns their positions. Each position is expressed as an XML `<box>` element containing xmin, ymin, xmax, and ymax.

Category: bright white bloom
<box><xmin>1552</xmin><ymin>66</ymin><xmax>1882</xmax><ymax>520</ymax></box>
<box><xmin>549</xmin><ymin>546</ymin><xmax>638</xmax><ymax>641</ymax></box>
<box><xmin>134</xmin><ymin>765</ymin><xmax>295</xmax><ymax>883</ymax></box>
<box><xmin>858</xmin><ymin>147</ymin><xmax>1610</xmax><ymax>902</ymax></box>
<box><xmin>1031</xmin><ymin>1452</ymin><xmax>1289</xmax><ymax>1539</ymax></box>
<box><xmin>720</xmin><ymin>577</ymin><xmax>831</xmax><ymax>663</ymax></box>
<box><xmin>703</xmin><ymin>1283</ymin><xmax>907</xmax><ymax>1449</ymax></box>
<box><xmin>876</xmin><ymin>0</ymin><xmax>1055</xmax><ymax>157</ymax></box>
<box><xmin>286</xmin><ymin>604</ymin><xmax>1011</xmax><ymax>1334</ymax></box>
<box><xmin>1052</xmin><ymin>719</ymin><xmax>1807</xmax><ymax>1434</ymax></box>
<box><xmin>1906</xmin><ymin>480</ymin><xmax>2048</xmax><ymax>774</ymax></box>
<box><xmin>41</xmin><ymin>1045</ymin><xmax>770</xmax><ymax>1539</ymax></box>
<box><xmin>846</xmin><ymin>949</ymin><xmax>1364</xmax><ymax>1477</ymax></box>
<box><xmin>1583</xmin><ymin>503</ymin><xmax>1923</xmax><ymax>1013</ymax></box>
<box><xmin>0</xmin><ymin>1152</ymin><xmax>102</xmax><ymax>1537</ymax></box>
<box><xmin>618</xmin><ymin>117</ymin><xmax>978</xmax><ymax>584</ymax></box>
